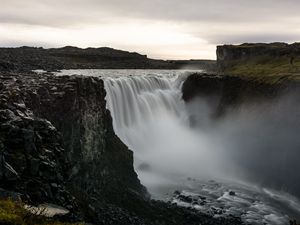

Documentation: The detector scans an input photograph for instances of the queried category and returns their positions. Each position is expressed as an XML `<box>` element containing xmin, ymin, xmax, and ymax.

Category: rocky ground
<box><xmin>0</xmin><ymin>46</ymin><xmax>216</xmax><ymax>72</ymax></box>
<box><xmin>0</xmin><ymin>72</ymin><xmax>242</xmax><ymax>225</ymax></box>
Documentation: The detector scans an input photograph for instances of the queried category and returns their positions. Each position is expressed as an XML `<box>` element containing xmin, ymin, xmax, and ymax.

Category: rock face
<box><xmin>0</xmin><ymin>75</ymin><xmax>79</xmax><ymax>216</ymax></box>
<box><xmin>0</xmin><ymin>73</ymin><xmax>147</xmax><ymax>222</ymax></box>
<box><xmin>182</xmin><ymin>73</ymin><xmax>284</xmax><ymax>117</ymax></box>
<box><xmin>24</xmin><ymin>75</ymin><xmax>147</xmax><ymax>203</ymax></box>
<box><xmin>0</xmin><ymin>73</ymin><xmax>243</xmax><ymax>225</ymax></box>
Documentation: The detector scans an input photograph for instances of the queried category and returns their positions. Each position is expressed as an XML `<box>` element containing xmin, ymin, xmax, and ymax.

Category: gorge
<box><xmin>0</xmin><ymin>71</ymin><xmax>243</xmax><ymax>225</ymax></box>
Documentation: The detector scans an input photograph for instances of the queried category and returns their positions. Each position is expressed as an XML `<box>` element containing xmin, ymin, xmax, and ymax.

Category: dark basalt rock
<box><xmin>229</xmin><ymin>191</ymin><xmax>236</xmax><ymax>196</ymax></box>
<box><xmin>0</xmin><ymin>98</ymin><xmax>76</xmax><ymax>210</ymax></box>
<box><xmin>181</xmin><ymin>73</ymin><xmax>291</xmax><ymax>118</ymax></box>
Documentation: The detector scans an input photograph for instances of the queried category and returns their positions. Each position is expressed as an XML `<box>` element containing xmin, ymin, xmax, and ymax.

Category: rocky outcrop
<box><xmin>182</xmin><ymin>73</ymin><xmax>286</xmax><ymax>117</ymax></box>
<box><xmin>0</xmin><ymin>75</ymin><xmax>80</xmax><ymax>218</ymax></box>
<box><xmin>218</xmin><ymin>43</ymin><xmax>297</xmax><ymax>66</ymax></box>
<box><xmin>0</xmin><ymin>73</ymin><xmax>243</xmax><ymax>225</ymax></box>
<box><xmin>217</xmin><ymin>42</ymin><xmax>300</xmax><ymax>77</ymax></box>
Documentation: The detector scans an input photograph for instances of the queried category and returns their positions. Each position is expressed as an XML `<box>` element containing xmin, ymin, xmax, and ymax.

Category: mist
<box><xmin>189</xmin><ymin>90</ymin><xmax>300</xmax><ymax>197</ymax></box>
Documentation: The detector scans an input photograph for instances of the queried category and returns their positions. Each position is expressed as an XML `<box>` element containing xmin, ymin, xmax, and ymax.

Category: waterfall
<box><xmin>104</xmin><ymin>72</ymin><xmax>300</xmax><ymax>204</ymax></box>
<box><xmin>104</xmin><ymin>75</ymin><xmax>185</xmax><ymax>146</ymax></box>
<box><xmin>104</xmin><ymin>74</ymin><xmax>223</xmax><ymax>190</ymax></box>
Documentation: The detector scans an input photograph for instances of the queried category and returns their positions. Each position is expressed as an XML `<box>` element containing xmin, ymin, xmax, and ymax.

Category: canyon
<box><xmin>0</xmin><ymin>43</ymin><xmax>300</xmax><ymax>224</ymax></box>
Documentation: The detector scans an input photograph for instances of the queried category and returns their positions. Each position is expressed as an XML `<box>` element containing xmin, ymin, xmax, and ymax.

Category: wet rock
<box><xmin>178</xmin><ymin>194</ymin><xmax>193</xmax><ymax>203</ymax></box>
<box><xmin>229</xmin><ymin>191</ymin><xmax>236</xmax><ymax>196</ymax></box>
<box><xmin>199</xmin><ymin>201</ymin><xmax>206</xmax><ymax>206</ymax></box>
<box><xmin>174</xmin><ymin>190</ymin><xmax>181</xmax><ymax>195</ymax></box>
<box><xmin>199</xmin><ymin>196</ymin><xmax>206</xmax><ymax>200</ymax></box>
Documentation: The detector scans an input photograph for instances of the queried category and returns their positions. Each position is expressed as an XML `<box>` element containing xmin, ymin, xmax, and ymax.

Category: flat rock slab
<box><xmin>24</xmin><ymin>203</ymin><xmax>69</xmax><ymax>217</ymax></box>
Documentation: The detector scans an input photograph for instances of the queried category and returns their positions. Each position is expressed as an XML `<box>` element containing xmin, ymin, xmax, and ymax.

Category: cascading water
<box><xmin>104</xmin><ymin>74</ymin><xmax>228</xmax><ymax>190</ymax></box>
<box><xmin>104</xmin><ymin>75</ymin><xmax>185</xmax><ymax>147</ymax></box>
<box><xmin>104</xmin><ymin>75</ymin><xmax>188</xmax><ymax>181</ymax></box>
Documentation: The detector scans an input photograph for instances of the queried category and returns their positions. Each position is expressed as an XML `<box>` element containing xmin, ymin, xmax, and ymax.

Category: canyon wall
<box><xmin>0</xmin><ymin>73</ymin><xmax>148</xmax><ymax>223</ymax></box>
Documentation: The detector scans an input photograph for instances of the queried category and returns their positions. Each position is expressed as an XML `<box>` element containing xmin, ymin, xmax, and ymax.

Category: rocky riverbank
<box><xmin>0</xmin><ymin>72</ymin><xmax>242</xmax><ymax>225</ymax></box>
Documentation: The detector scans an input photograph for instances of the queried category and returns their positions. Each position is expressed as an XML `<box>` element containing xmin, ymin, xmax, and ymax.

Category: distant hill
<box><xmin>0</xmin><ymin>46</ymin><xmax>216</xmax><ymax>72</ymax></box>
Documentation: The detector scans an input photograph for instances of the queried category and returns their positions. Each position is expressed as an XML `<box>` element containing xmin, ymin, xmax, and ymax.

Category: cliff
<box><xmin>0</xmin><ymin>73</ymin><xmax>242</xmax><ymax>225</ymax></box>
<box><xmin>0</xmin><ymin>46</ymin><xmax>215</xmax><ymax>72</ymax></box>
<box><xmin>0</xmin><ymin>72</ymin><xmax>148</xmax><ymax>222</ymax></box>
<box><xmin>217</xmin><ymin>42</ymin><xmax>300</xmax><ymax>81</ymax></box>
<box><xmin>182</xmin><ymin>73</ymin><xmax>284</xmax><ymax>110</ymax></box>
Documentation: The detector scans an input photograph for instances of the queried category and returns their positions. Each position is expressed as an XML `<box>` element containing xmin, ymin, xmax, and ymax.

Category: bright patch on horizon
<box><xmin>0</xmin><ymin>21</ymin><xmax>216</xmax><ymax>59</ymax></box>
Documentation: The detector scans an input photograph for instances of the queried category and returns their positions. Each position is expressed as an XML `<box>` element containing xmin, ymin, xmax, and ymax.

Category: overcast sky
<box><xmin>1</xmin><ymin>0</ymin><xmax>300</xmax><ymax>59</ymax></box>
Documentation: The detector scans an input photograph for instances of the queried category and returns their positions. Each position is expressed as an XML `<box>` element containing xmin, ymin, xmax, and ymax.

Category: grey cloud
<box><xmin>1</xmin><ymin>0</ymin><xmax>300</xmax><ymax>58</ymax></box>
<box><xmin>1</xmin><ymin>0</ymin><xmax>300</xmax><ymax>27</ymax></box>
